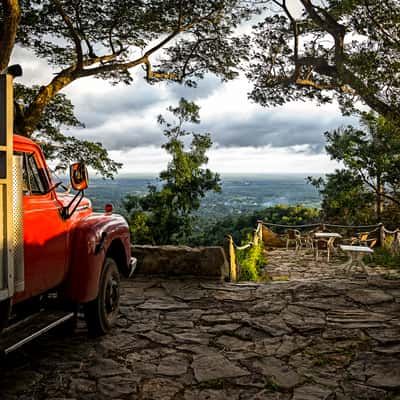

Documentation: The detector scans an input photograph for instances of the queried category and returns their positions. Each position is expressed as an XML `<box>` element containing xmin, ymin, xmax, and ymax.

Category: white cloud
<box><xmin>11</xmin><ymin>45</ymin><xmax>354</xmax><ymax>174</ymax></box>
<box><xmin>110</xmin><ymin>144</ymin><xmax>341</xmax><ymax>176</ymax></box>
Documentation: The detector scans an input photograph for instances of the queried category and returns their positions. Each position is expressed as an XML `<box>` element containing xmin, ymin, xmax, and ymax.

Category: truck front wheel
<box><xmin>84</xmin><ymin>257</ymin><xmax>120</xmax><ymax>336</ymax></box>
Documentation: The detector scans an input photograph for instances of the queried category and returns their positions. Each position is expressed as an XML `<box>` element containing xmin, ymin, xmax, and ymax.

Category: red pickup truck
<box><xmin>0</xmin><ymin>67</ymin><xmax>135</xmax><ymax>354</ymax></box>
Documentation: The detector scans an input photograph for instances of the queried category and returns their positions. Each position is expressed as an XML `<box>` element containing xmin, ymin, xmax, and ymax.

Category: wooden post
<box><xmin>257</xmin><ymin>221</ymin><xmax>263</xmax><ymax>243</ymax></box>
<box><xmin>226</xmin><ymin>235</ymin><xmax>237</xmax><ymax>282</ymax></box>
<box><xmin>379</xmin><ymin>223</ymin><xmax>385</xmax><ymax>248</ymax></box>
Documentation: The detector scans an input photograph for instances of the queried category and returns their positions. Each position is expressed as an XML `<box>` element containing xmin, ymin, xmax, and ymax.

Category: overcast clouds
<box><xmin>11</xmin><ymin>45</ymin><xmax>356</xmax><ymax>175</ymax></box>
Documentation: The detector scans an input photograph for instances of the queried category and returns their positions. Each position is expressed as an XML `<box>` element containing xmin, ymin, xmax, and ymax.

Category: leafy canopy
<box><xmin>14</xmin><ymin>84</ymin><xmax>121</xmax><ymax>178</ymax></box>
<box><xmin>124</xmin><ymin>98</ymin><xmax>221</xmax><ymax>245</ymax></box>
<box><xmin>248</xmin><ymin>0</ymin><xmax>400</xmax><ymax>124</ymax></box>
<box><xmin>1</xmin><ymin>0</ymin><xmax>252</xmax><ymax>136</ymax></box>
<box><xmin>1</xmin><ymin>0</ymin><xmax>252</xmax><ymax>176</ymax></box>
<box><xmin>309</xmin><ymin>113</ymin><xmax>400</xmax><ymax>224</ymax></box>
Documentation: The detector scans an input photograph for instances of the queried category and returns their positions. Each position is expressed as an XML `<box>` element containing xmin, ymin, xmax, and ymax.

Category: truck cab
<box><xmin>0</xmin><ymin>67</ymin><xmax>135</xmax><ymax>354</ymax></box>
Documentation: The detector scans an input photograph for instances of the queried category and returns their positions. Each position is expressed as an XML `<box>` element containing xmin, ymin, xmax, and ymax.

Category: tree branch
<box><xmin>52</xmin><ymin>0</ymin><xmax>84</xmax><ymax>69</ymax></box>
<box><xmin>358</xmin><ymin>168</ymin><xmax>400</xmax><ymax>206</ymax></box>
<box><xmin>364</xmin><ymin>0</ymin><xmax>400</xmax><ymax>48</ymax></box>
<box><xmin>298</xmin><ymin>0</ymin><xmax>400</xmax><ymax>122</ymax></box>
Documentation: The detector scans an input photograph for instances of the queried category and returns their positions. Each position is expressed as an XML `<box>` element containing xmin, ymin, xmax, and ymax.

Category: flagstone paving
<box><xmin>1</xmin><ymin>248</ymin><xmax>399</xmax><ymax>399</ymax></box>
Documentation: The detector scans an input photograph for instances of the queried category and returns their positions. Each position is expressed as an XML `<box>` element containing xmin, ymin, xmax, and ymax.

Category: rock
<box><xmin>136</xmin><ymin>299</ymin><xmax>189</xmax><ymax>310</ymax></box>
<box><xmin>2</xmin><ymin>248</ymin><xmax>399</xmax><ymax>400</ymax></box>
<box><xmin>374</xmin><ymin>343</ymin><xmax>400</xmax><ymax>354</ymax></box>
<box><xmin>327</xmin><ymin>309</ymin><xmax>391</xmax><ymax>329</ymax></box>
<box><xmin>157</xmin><ymin>354</ymin><xmax>189</xmax><ymax>376</ymax></box>
<box><xmin>339</xmin><ymin>382</ymin><xmax>388</xmax><ymax>400</ymax></box>
<box><xmin>282</xmin><ymin>307</ymin><xmax>325</xmax><ymax>332</ymax></box>
<box><xmin>250</xmin><ymin>389</ymin><xmax>292</xmax><ymax>399</ymax></box>
<box><xmin>251</xmin><ymin>356</ymin><xmax>303</xmax><ymax>390</ymax></box>
<box><xmin>184</xmin><ymin>388</ymin><xmax>240</xmax><ymax>400</ymax></box>
<box><xmin>201</xmin><ymin>314</ymin><xmax>233</xmax><ymax>324</ymax></box>
<box><xmin>292</xmin><ymin>384</ymin><xmax>332</xmax><ymax>400</ymax></box>
<box><xmin>191</xmin><ymin>353</ymin><xmax>250</xmax><ymax>382</ymax></box>
<box><xmin>140</xmin><ymin>331</ymin><xmax>174</xmax><ymax>345</ymax></box>
<box><xmin>366</xmin><ymin>327</ymin><xmax>400</xmax><ymax>344</ymax></box>
<box><xmin>202</xmin><ymin>323</ymin><xmax>242</xmax><ymax>333</ymax></box>
<box><xmin>250</xmin><ymin>315</ymin><xmax>293</xmax><ymax>336</ymax></box>
<box><xmin>68</xmin><ymin>378</ymin><xmax>97</xmax><ymax>396</ymax></box>
<box><xmin>250</xmin><ymin>300</ymin><xmax>287</xmax><ymax>314</ymax></box>
<box><xmin>97</xmin><ymin>376</ymin><xmax>139</xmax><ymax>398</ymax></box>
<box><xmin>173</xmin><ymin>331</ymin><xmax>212</xmax><ymax>345</ymax></box>
<box><xmin>215</xmin><ymin>335</ymin><xmax>253</xmax><ymax>351</ymax></box>
<box><xmin>212</xmin><ymin>290</ymin><xmax>253</xmax><ymax>301</ymax></box>
<box><xmin>87</xmin><ymin>358</ymin><xmax>130</xmax><ymax>378</ymax></box>
<box><xmin>132</xmin><ymin>245</ymin><xmax>229</xmax><ymax>278</ymax></box>
<box><xmin>141</xmin><ymin>378</ymin><xmax>183</xmax><ymax>400</ymax></box>
<box><xmin>347</xmin><ymin>289</ymin><xmax>394</xmax><ymax>305</ymax></box>
<box><xmin>367</xmin><ymin>366</ymin><xmax>400</xmax><ymax>388</ymax></box>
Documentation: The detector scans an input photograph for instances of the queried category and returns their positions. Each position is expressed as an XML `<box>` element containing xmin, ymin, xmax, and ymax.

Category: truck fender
<box><xmin>63</xmin><ymin>214</ymin><xmax>131</xmax><ymax>303</ymax></box>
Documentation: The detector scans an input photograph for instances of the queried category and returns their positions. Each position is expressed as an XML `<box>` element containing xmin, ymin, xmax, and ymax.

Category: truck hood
<box><xmin>56</xmin><ymin>192</ymin><xmax>92</xmax><ymax>210</ymax></box>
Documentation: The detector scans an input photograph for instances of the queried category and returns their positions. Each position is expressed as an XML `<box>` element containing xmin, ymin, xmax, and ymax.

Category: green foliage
<box><xmin>368</xmin><ymin>247</ymin><xmax>400</xmax><ymax>269</ymax></box>
<box><xmin>15</xmin><ymin>0</ymin><xmax>251</xmax><ymax>84</ymax></box>
<box><xmin>199</xmin><ymin>205</ymin><xmax>321</xmax><ymax>246</ymax></box>
<box><xmin>308</xmin><ymin>170</ymin><xmax>375</xmax><ymax>225</ymax></box>
<box><xmin>247</xmin><ymin>0</ymin><xmax>400</xmax><ymax>124</ymax></box>
<box><xmin>1</xmin><ymin>0</ymin><xmax>253</xmax><ymax>178</ymax></box>
<box><xmin>14</xmin><ymin>84</ymin><xmax>121</xmax><ymax>178</ymax></box>
<box><xmin>325</xmin><ymin>113</ymin><xmax>400</xmax><ymax>199</ymax></box>
<box><xmin>124</xmin><ymin>98</ymin><xmax>220</xmax><ymax>245</ymax></box>
<box><xmin>237</xmin><ymin>236</ymin><xmax>266</xmax><ymax>281</ymax></box>
<box><xmin>309</xmin><ymin>112</ymin><xmax>400</xmax><ymax>224</ymax></box>
<box><xmin>1</xmin><ymin>1</ymin><xmax>253</xmax><ymax>136</ymax></box>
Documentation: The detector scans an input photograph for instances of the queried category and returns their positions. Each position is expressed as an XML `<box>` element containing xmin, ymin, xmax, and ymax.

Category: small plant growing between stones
<box><xmin>264</xmin><ymin>377</ymin><xmax>280</xmax><ymax>392</ymax></box>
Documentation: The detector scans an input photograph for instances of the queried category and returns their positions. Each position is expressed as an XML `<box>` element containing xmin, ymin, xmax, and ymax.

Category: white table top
<box><xmin>340</xmin><ymin>245</ymin><xmax>374</xmax><ymax>253</ymax></box>
<box><xmin>314</xmin><ymin>232</ymin><xmax>342</xmax><ymax>238</ymax></box>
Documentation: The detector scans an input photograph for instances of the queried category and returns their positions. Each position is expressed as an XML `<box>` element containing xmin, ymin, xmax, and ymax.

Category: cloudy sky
<box><xmin>12</xmin><ymin>44</ymin><xmax>355</xmax><ymax>176</ymax></box>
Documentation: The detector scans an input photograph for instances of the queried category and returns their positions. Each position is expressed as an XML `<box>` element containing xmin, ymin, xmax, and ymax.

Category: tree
<box><xmin>327</xmin><ymin>113</ymin><xmax>400</xmax><ymax>217</ymax></box>
<box><xmin>247</xmin><ymin>0</ymin><xmax>400</xmax><ymax>124</ymax></box>
<box><xmin>1</xmin><ymin>0</ymin><xmax>252</xmax><ymax>137</ymax></box>
<box><xmin>15</xmin><ymin>84</ymin><xmax>121</xmax><ymax>177</ymax></box>
<box><xmin>309</xmin><ymin>112</ymin><xmax>400</xmax><ymax>223</ymax></box>
<box><xmin>123</xmin><ymin>98</ymin><xmax>221</xmax><ymax>244</ymax></box>
<box><xmin>308</xmin><ymin>170</ymin><xmax>374</xmax><ymax>225</ymax></box>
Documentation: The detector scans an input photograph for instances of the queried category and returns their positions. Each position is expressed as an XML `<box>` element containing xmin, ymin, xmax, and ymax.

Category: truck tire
<box><xmin>84</xmin><ymin>257</ymin><xmax>120</xmax><ymax>336</ymax></box>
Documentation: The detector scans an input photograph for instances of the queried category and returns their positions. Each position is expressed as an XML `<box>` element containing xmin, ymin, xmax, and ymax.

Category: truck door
<box><xmin>19</xmin><ymin>151</ymin><xmax>67</xmax><ymax>299</ymax></box>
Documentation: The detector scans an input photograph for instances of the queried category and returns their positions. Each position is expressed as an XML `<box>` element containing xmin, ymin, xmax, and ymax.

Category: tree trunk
<box><xmin>14</xmin><ymin>72</ymin><xmax>74</xmax><ymax>137</ymax></box>
<box><xmin>0</xmin><ymin>0</ymin><xmax>20</xmax><ymax>72</ymax></box>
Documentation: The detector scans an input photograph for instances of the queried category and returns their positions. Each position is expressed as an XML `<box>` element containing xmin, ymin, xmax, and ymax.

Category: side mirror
<box><xmin>70</xmin><ymin>162</ymin><xmax>89</xmax><ymax>191</ymax></box>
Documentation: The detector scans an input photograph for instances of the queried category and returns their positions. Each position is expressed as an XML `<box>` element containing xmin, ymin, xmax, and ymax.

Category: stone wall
<box><xmin>131</xmin><ymin>245</ymin><xmax>230</xmax><ymax>280</ymax></box>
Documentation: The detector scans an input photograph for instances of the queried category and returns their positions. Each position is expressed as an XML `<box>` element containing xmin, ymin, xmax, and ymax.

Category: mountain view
<box><xmin>86</xmin><ymin>173</ymin><xmax>321</xmax><ymax>219</ymax></box>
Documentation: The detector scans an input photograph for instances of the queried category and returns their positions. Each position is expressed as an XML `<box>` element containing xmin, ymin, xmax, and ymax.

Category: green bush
<box><xmin>237</xmin><ymin>240</ymin><xmax>266</xmax><ymax>281</ymax></box>
<box><xmin>368</xmin><ymin>247</ymin><xmax>400</xmax><ymax>269</ymax></box>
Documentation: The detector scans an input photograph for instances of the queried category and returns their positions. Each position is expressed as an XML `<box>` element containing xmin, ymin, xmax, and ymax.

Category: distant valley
<box><xmin>85</xmin><ymin>173</ymin><xmax>322</xmax><ymax>219</ymax></box>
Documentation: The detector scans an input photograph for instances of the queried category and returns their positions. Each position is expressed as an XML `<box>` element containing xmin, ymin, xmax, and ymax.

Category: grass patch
<box><xmin>237</xmin><ymin>238</ymin><xmax>266</xmax><ymax>281</ymax></box>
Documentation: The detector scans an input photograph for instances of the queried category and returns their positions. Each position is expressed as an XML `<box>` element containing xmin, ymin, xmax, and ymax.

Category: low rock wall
<box><xmin>131</xmin><ymin>245</ymin><xmax>229</xmax><ymax>280</ymax></box>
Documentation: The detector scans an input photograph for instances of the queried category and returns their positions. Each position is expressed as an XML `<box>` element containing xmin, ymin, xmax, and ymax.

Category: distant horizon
<box><xmin>95</xmin><ymin>171</ymin><xmax>327</xmax><ymax>179</ymax></box>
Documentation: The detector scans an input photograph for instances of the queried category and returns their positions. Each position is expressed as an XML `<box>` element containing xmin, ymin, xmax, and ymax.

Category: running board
<box><xmin>0</xmin><ymin>310</ymin><xmax>74</xmax><ymax>355</ymax></box>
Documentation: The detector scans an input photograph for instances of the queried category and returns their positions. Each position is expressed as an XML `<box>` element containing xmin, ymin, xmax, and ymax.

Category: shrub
<box><xmin>237</xmin><ymin>240</ymin><xmax>266</xmax><ymax>281</ymax></box>
<box><xmin>368</xmin><ymin>247</ymin><xmax>400</xmax><ymax>269</ymax></box>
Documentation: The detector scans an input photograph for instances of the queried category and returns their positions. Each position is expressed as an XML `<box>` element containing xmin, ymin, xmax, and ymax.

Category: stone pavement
<box><xmin>1</xmin><ymin>248</ymin><xmax>400</xmax><ymax>400</ymax></box>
